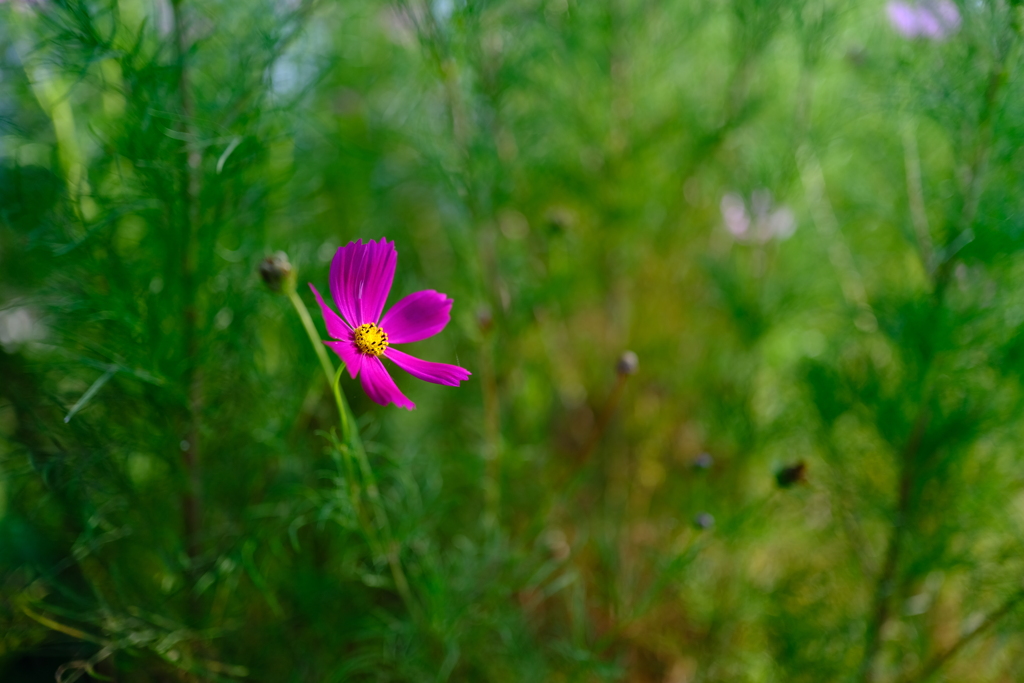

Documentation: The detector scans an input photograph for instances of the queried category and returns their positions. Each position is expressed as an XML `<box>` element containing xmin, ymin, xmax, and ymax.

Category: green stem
<box><xmin>332</xmin><ymin>367</ymin><xmax>420</xmax><ymax>620</ymax></box>
<box><xmin>287</xmin><ymin>286</ymin><xmax>421</xmax><ymax>621</ymax></box>
<box><xmin>287</xmin><ymin>289</ymin><xmax>337</xmax><ymax>403</ymax></box>
<box><xmin>330</xmin><ymin>365</ymin><xmax>360</xmax><ymax>500</ymax></box>
<box><xmin>287</xmin><ymin>289</ymin><xmax>360</xmax><ymax>503</ymax></box>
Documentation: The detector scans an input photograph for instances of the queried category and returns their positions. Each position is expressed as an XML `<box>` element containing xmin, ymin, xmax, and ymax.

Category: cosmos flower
<box><xmin>887</xmin><ymin>0</ymin><xmax>960</xmax><ymax>40</ymax></box>
<box><xmin>720</xmin><ymin>190</ymin><xmax>796</xmax><ymax>244</ymax></box>
<box><xmin>310</xmin><ymin>238</ymin><xmax>470</xmax><ymax>410</ymax></box>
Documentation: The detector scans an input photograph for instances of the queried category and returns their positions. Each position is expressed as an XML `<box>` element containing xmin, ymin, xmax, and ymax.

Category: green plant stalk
<box><xmin>286</xmin><ymin>287</ymin><xmax>360</xmax><ymax>497</ymax></box>
<box><xmin>286</xmin><ymin>289</ymin><xmax>343</xmax><ymax>422</ymax></box>
<box><xmin>331</xmin><ymin>366</ymin><xmax>421</xmax><ymax>622</ymax></box>
<box><xmin>859</xmin><ymin>48</ymin><xmax>1012</xmax><ymax>683</ymax></box>
<box><xmin>479</xmin><ymin>333</ymin><xmax>501</xmax><ymax>529</ymax></box>
<box><xmin>171</xmin><ymin>0</ymin><xmax>203</xmax><ymax>578</ymax></box>
<box><xmin>897</xmin><ymin>588</ymin><xmax>1024</xmax><ymax>683</ymax></box>
<box><xmin>286</xmin><ymin>286</ymin><xmax>420</xmax><ymax>621</ymax></box>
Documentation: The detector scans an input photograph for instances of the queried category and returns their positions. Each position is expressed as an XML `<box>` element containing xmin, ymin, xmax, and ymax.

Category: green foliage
<box><xmin>3</xmin><ymin>0</ymin><xmax>1024</xmax><ymax>681</ymax></box>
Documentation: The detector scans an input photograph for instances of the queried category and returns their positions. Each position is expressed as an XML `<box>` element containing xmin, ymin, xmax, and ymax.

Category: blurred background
<box><xmin>4</xmin><ymin>0</ymin><xmax>1024</xmax><ymax>681</ymax></box>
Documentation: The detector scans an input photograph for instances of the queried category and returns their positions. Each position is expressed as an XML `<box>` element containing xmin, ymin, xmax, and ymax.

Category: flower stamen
<box><xmin>354</xmin><ymin>323</ymin><xmax>389</xmax><ymax>356</ymax></box>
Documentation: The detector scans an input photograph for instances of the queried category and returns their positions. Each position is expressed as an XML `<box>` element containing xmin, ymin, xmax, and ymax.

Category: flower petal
<box><xmin>329</xmin><ymin>238</ymin><xmax>397</xmax><ymax>327</ymax></box>
<box><xmin>325</xmin><ymin>339</ymin><xmax>365</xmax><ymax>379</ymax></box>
<box><xmin>380</xmin><ymin>290</ymin><xmax>453</xmax><ymax>344</ymax></box>
<box><xmin>887</xmin><ymin>1</ymin><xmax>922</xmax><ymax>37</ymax></box>
<box><xmin>309</xmin><ymin>283</ymin><xmax>350</xmax><ymax>340</ymax></box>
<box><xmin>360</xmin><ymin>356</ymin><xmax>415</xmax><ymax>409</ymax></box>
<box><xmin>328</xmin><ymin>241</ymin><xmax>361</xmax><ymax>327</ymax></box>
<box><xmin>385</xmin><ymin>348</ymin><xmax>471</xmax><ymax>387</ymax></box>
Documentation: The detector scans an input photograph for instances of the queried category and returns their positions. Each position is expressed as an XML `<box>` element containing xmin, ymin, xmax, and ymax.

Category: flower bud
<box><xmin>259</xmin><ymin>251</ymin><xmax>295</xmax><ymax>292</ymax></box>
<box><xmin>692</xmin><ymin>452</ymin><xmax>714</xmax><ymax>470</ymax></box>
<box><xmin>476</xmin><ymin>305</ymin><xmax>494</xmax><ymax>334</ymax></box>
<box><xmin>542</xmin><ymin>529</ymin><xmax>571</xmax><ymax>561</ymax></box>
<box><xmin>693</xmin><ymin>512</ymin><xmax>715</xmax><ymax>530</ymax></box>
<box><xmin>616</xmin><ymin>350</ymin><xmax>639</xmax><ymax>376</ymax></box>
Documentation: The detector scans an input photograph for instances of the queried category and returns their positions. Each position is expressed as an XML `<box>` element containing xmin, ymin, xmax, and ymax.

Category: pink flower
<box><xmin>310</xmin><ymin>238</ymin><xmax>471</xmax><ymax>410</ymax></box>
<box><xmin>720</xmin><ymin>190</ymin><xmax>796</xmax><ymax>244</ymax></box>
<box><xmin>887</xmin><ymin>1</ymin><xmax>960</xmax><ymax>40</ymax></box>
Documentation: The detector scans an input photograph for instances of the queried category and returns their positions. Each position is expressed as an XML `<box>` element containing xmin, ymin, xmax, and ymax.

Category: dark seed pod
<box><xmin>775</xmin><ymin>461</ymin><xmax>807</xmax><ymax>488</ymax></box>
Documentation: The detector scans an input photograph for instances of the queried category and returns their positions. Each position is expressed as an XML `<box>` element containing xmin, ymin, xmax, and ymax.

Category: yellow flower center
<box><xmin>353</xmin><ymin>323</ymin><xmax>389</xmax><ymax>356</ymax></box>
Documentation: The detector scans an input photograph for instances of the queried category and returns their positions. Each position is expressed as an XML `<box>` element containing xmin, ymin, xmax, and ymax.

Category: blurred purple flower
<box><xmin>887</xmin><ymin>0</ymin><xmax>960</xmax><ymax>40</ymax></box>
<box><xmin>0</xmin><ymin>0</ymin><xmax>48</xmax><ymax>10</ymax></box>
<box><xmin>721</xmin><ymin>194</ymin><xmax>751</xmax><ymax>239</ymax></box>
<box><xmin>720</xmin><ymin>190</ymin><xmax>796</xmax><ymax>244</ymax></box>
<box><xmin>310</xmin><ymin>238</ymin><xmax>471</xmax><ymax>410</ymax></box>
